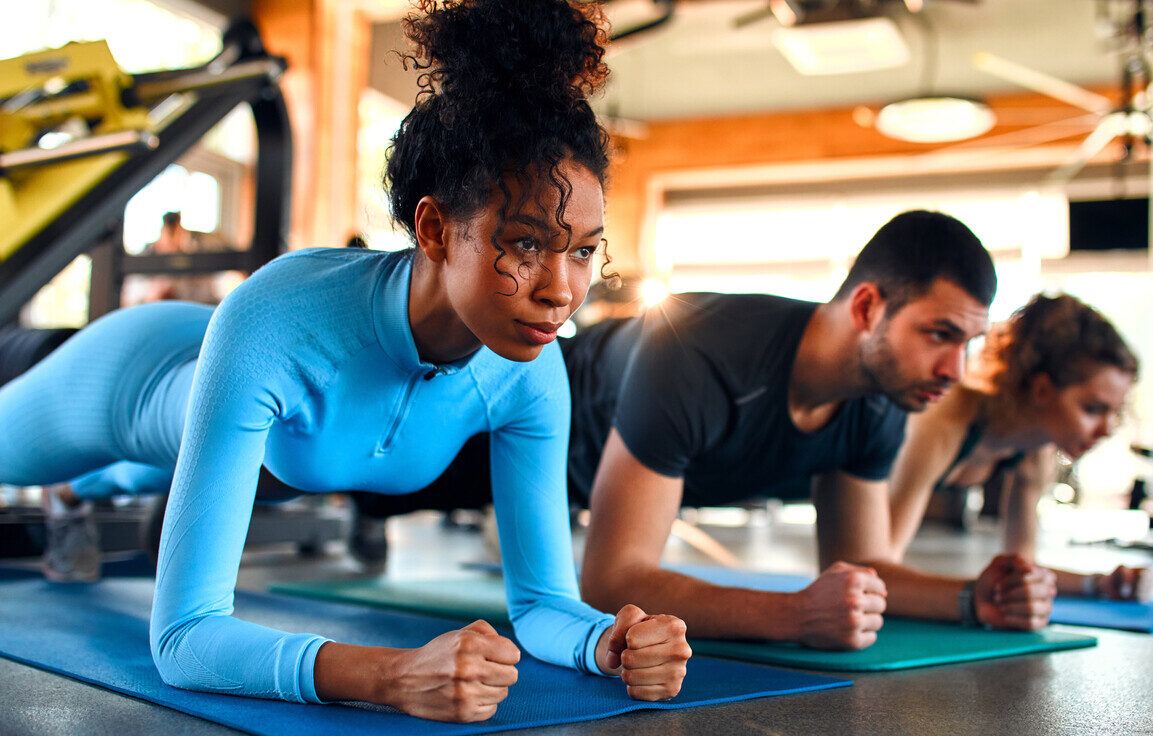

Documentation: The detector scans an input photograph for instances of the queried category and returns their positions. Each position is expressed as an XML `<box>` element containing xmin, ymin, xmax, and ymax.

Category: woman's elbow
<box><xmin>149</xmin><ymin>621</ymin><xmax>188</xmax><ymax>687</ymax></box>
<box><xmin>149</xmin><ymin>618</ymin><xmax>222</xmax><ymax>692</ymax></box>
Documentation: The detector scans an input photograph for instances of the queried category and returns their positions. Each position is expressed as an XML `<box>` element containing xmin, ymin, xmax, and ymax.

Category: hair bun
<box><xmin>386</xmin><ymin>0</ymin><xmax>613</xmax><ymax>245</ymax></box>
<box><xmin>404</xmin><ymin>0</ymin><xmax>608</xmax><ymax>114</ymax></box>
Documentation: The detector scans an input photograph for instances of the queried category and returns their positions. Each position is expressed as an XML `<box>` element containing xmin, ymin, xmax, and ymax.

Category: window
<box><xmin>654</xmin><ymin>188</ymin><xmax>1068</xmax><ymax>323</ymax></box>
<box><xmin>1</xmin><ymin>0</ymin><xmax>222</xmax><ymax>72</ymax></box>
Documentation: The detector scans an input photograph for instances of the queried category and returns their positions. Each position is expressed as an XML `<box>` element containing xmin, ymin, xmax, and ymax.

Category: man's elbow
<box><xmin>580</xmin><ymin>559</ymin><xmax>644</xmax><ymax>613</ymax></box>
<box><xmin>857</xmin><ymin>554</ymin><xmax>900</xmax><ymax>572</ymax></box>
<box><xmin>822</xmin><ymin>549</ymin><xmax>899</xmax><ymax>571</ymax></box>
<box><xmin>579</xmin><ymin>564</ymin><xmax>616</xmax><ymax>612</ymax></box>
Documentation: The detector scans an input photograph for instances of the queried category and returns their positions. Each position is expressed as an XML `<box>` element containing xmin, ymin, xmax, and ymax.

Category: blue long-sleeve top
<box><xmin>149</xmin><ymin>247</ymin><xmax>614</xmax><ymax>702</ymax></box>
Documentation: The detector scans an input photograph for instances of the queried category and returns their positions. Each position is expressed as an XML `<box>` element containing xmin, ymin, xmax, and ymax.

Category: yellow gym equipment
<box><xmin>0</xmin><ymin>21</ymin><xmax>292</xmax><ymax>325</ymax></box>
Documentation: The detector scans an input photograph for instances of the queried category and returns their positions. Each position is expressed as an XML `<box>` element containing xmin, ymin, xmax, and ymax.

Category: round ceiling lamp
<box><xmin>875</xmin><ymin>95</ymin><xmax>996</xmax><ymax>143</ymax></box>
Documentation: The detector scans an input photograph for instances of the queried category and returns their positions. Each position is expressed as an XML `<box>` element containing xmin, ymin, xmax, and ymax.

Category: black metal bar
<box><xmin>132</xmin><ymin>59</ymin><xmax>284</xmax><ymax>102</ymax></box>
<box><xmin>0</xmin><ymin>131</ymin><xmax>159</xmax><ymax>172</ymax></box>
<box><xmin>248</xmin><ymin>84</ymin><xmax>293</xmax><ymax>271</ymax></box>
<box><xmin>609</xmin><ymin>0</ymin><xmax>676</xmax><ymax>41</ymax></box>
<box><xmin>121</xmin><ymin>250</ymin><xmax>250</xmax><ymax>276</ymax></box>
<box><xmin>87</xmin><ymin>223</ymin><xmax>124</xmax><ymax>321</ymax></box>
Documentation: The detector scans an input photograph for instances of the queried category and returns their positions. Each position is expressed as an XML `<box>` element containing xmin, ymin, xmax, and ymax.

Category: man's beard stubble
<box><xmin>858</xmin><ymin>327</ymin><xmax>946</xmax><ymax>413</ymax></box>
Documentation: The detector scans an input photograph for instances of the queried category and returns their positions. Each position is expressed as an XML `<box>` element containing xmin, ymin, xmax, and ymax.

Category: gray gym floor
<box><xmin>2</xmin><ymin>504</ymin><xmax>1151</xmax><ymax>735</ymax></box>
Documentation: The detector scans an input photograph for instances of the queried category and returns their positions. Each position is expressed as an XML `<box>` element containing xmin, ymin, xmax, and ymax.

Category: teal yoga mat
<box><xmin>0</xmin><ymin>577</ymin><xmax>850</xmax><ymax>735</ymax></box>
<box><xmin>271</xmin><ymin>565</ymin><xmax>1097</xmax><ymax>672</ymax></box>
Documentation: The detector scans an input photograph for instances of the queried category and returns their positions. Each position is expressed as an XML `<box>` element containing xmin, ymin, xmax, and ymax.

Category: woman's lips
<box><xmin>515</xmin><ymin>320</ymin><xmax>562</xmax><ymax>345</ymax></box>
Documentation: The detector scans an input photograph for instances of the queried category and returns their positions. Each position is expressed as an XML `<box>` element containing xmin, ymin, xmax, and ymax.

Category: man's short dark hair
<box><xmin>832</xmin><ymin>210</ymin><xmax>997</xmax><ymax>312</ymax></box>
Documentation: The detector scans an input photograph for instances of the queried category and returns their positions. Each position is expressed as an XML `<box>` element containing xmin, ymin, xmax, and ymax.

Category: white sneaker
<box><xmin>41</xmin><ymin>484</ymin><xmax>101</xmax><ymax>583</ymax></box>
<box><xmin>349</xmin><ymin>512</ymin><xmax>389</xmax><ymax>574</ymax></box>
<box><xmin>481</xmin><ymin>505</ymin><xmax>501</xmax><ymax>563</ymax></box>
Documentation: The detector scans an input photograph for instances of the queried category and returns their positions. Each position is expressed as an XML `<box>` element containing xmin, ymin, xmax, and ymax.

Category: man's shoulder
<box><xmin>653</xmin><ymin>291</ymin><xmax>814</xmax><ymax>320</ymax></box>
<box><xmin>641</xmin><ymin>292</ymin><xmax>815</xmax><ymax>346</ymax></box>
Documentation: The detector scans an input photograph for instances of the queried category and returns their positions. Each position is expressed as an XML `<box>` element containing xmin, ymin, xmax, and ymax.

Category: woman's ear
<box><xmin>413</xmin><ymin>196</ymin><xmax>448</xmax><ymax>263</ymax></box>
<box><xmin>1028</xmin><ymin>373</ymin><xmax>1057</xmax><ymax>406</ymax></box>
<box><xmin>848</xmin><ymin>282</ymin><xmax>886</xmax><ymax>334</ymax></box>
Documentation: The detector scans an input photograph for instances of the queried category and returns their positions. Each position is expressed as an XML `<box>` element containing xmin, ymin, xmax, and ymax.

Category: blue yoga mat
<box><xmin>1051</xmin><ymin>596</ymin><xmax>1153</xmax><ymax>633</ymax></box>
<box><xmin>670</xmin><ymin>564</ymin><xmax>811</xmax><ymax>591</ymax></box>
<box><xmin>0</xmin><ymin>578</ymin><xmax>850</xmax><ymax>736</ymax></box>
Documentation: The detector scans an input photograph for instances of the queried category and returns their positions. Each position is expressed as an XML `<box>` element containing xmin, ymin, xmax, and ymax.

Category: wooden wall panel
<box><xmin>251</xmin><ymin>0</ymin><xmax>317</xmax><ymax>250</ymax></box>
<box><xmin>250</xmin><ymin>0</ymin><xmax>373</xmax><ymax>250</ymax></box>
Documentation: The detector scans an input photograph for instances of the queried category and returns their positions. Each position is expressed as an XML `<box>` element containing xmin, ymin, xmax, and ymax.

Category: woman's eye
<box><xmin>574</xmin><ymin>245</ymin><xmax>598</xmax><ymax>260</ymax></box>
<box><xmin>513</xmin><ymin>237</ymin><xmax>541</xmax><ymax>253</ymax></box>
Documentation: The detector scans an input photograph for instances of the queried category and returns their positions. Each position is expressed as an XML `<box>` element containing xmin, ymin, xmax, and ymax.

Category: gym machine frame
<box><xmin>0</xmin><ymin>20</ymin><xmax>292</xmax><ymax>326</ymax></box>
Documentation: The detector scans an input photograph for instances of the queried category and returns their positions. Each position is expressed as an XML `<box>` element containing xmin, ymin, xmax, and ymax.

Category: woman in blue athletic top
<box><xmin>0</xmin><ymin>0</ymin><xmax>690</xmax><ymax>721</ymax></box>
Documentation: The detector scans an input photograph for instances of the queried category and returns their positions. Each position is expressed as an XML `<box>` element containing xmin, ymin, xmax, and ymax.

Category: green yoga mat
<box><xmin>270</xmin><ymin>572</ymin><xmax>1097</xmax><ymax>672</ymax></box>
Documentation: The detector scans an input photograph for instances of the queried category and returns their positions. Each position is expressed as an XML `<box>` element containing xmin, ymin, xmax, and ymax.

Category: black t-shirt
<box><xmin>562</xmin><ymin>293</ymin><xmax>908</xmax><ymax>507</ymax></box>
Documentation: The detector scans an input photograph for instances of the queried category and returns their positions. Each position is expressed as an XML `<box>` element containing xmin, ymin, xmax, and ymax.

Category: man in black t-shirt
<box><xmin>573</xmin><ymin>210</ymin><xmax>1057</xmax><ymax>649</ymax></box>
<box><xmin>564</xmin><ymin>293</ymin><xmax>907</xmax><ymax>510</ymax></box>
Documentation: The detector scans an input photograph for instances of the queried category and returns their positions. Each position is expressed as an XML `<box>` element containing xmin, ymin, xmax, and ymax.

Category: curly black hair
<box><xmin>385</xmin><ymin>0</ymin><xmax>613</xmax><ymax>284</ymax></box>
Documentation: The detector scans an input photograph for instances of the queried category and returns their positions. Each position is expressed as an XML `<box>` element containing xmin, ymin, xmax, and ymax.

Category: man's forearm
<box><xmin>867</xmin><ymin>559</ymin><xmax>967</xmax><ymax>622</ymax></box>
<box><xmin>582</xmin><ymin>564</ymin><xmax>801</xmax><ymax>641</ymax></box>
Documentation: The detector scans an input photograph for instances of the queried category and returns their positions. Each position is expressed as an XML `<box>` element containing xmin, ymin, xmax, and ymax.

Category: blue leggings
<box><xmin>0</xmin><ymin>302</ymin><xmax>207</xmax><ymax>499</ymax></box>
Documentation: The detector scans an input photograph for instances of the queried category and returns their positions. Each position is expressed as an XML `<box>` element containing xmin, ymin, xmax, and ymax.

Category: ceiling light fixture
<box><xmin>773</xmin><ymin>17</ymin><xmax>910</xmax><ymax>75</ymax></box>
<box><xmin>870</xmin><ymin>10</ymin><xmax>997</xmax><ymax>143</ymax></box>
<box><xmin>875</xmin><ymin>95</ymin><xmax>996</xmax><ymax>143</ymax></box>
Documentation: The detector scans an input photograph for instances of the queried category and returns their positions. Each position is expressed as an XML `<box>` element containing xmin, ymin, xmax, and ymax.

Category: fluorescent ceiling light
<box><xmin>875</xmin><ymin>96</ymin><xmax>996</xmax><ymax>143</ymax></box>
<box><xmin>773</xmin><ymin>17</ymin><xmax>910</xmax><ymax>76</ymax></box>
